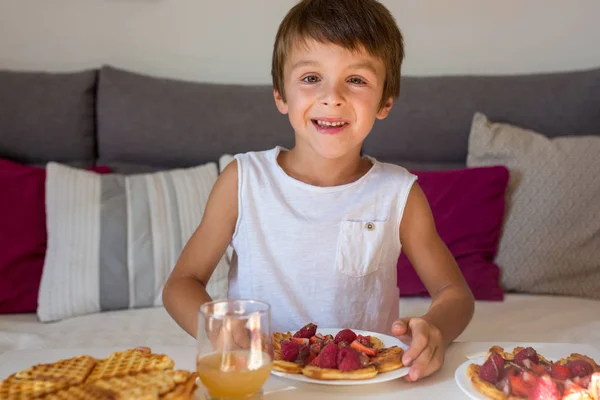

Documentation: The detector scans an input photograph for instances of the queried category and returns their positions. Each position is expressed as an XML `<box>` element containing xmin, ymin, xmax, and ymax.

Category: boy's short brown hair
<box><xmin>272</xmin><ymin>0</ymin><xmax>404</xmax><ymax>110</ymax></box>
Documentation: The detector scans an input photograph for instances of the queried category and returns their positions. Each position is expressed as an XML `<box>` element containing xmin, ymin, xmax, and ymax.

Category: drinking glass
<box><xmin>196</xmin><ymin>299</ymin><xmax>272</xmax><ymax>400</ymax></box>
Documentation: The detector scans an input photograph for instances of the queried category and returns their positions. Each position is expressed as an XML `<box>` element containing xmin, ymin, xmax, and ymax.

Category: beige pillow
<box><xmin>467</xmin><ymin>112</ymin><xmax>600</xmax><ymax>299</ymax></box>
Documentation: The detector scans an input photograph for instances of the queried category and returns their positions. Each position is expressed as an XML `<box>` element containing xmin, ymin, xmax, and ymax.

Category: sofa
<box><xmin>1</xmin><ymin>65</ymin><xmax>599</xmax><ymax>355</ymax></box>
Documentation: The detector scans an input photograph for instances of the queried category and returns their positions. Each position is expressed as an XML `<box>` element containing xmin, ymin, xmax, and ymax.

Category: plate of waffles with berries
<box><xmin>270</xmin><ymin>323</ymin><xmax>410</xmax><ymax>385</ymax></box>
<box><xmin>455</xmin><ymin>345</ymin><xmax>600</xmax><ymax>399</ymax></box>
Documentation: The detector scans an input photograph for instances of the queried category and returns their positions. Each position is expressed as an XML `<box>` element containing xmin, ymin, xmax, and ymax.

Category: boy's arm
<box><xmin>162</xmin><ymin>160</ymin><xmax>239</xmax><ymax>338</ymax></box>
<box><xmin>394</xmin><ymin>182</ymin><xmax>475</xmax><ymax>378</ymax></box>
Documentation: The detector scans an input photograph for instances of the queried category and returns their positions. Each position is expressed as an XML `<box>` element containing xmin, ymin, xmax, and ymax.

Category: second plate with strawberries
<box><xmin>271</xmin><ymin>328</ymin><xmax>411</xmax><ymax>386</ymax></box>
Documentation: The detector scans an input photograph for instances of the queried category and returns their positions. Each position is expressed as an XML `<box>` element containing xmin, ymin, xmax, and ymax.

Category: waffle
<box><xmin>0</xmin><ymin>375</ymin><xmax>69</xmax><ymax>399</ymax></box>
<box><xmin>0</xmin><ymin>348</ymin><xmax>196</xmax><ymax>400</ymax></box>
<box><xmin>15</xmin><ymin>355</ymin><xmax>96</xmax><ymax>385</ymax></box>
<box><xmin>85</xmin><ymin>349</ymin><xmax>175</xmax><ymax>382</ymax></box>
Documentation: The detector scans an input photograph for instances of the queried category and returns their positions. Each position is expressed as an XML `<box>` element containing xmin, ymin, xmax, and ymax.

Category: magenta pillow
<box><xmin>397</xmin><ymin>165</ymin><xmax>509</xmax><ymax>301</ymax></box>
<box><xmin>0</xmin><ymin>159</ymin><xmax>110</xmax><ymax>313</ymax></box>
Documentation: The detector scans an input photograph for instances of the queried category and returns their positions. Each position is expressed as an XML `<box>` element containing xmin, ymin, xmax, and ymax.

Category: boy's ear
<box><xmin>376</xmin><ymin>96</ymin><xmax>394</xmax><ymax>120</ymax></box>
<box><xmin>273</xmin><ymin>89</ymin><xmax>289</xmax><ymax>115</ymax></box>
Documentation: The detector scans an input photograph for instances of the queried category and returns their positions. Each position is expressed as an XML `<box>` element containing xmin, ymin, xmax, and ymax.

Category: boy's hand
<box><xmin>391</xmin><ymin>317</ymin><xmax>445</xmax><ymax>382</ymax></box>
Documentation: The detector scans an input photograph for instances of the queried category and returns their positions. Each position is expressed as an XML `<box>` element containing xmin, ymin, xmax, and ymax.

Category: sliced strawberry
<box><xmin>530</xmin><ymin>375</ymin><xmax>560</xmax><ymax>400</ymax></box>
<box><xmin>310</xmin><ymin>342</ymin><xmax>322</xmax><ymax>355</ymax></box>
<box><xmin>563</xmin><ymin>379</ymin><xmax>588</xmax><ymax>397</ymax></box>
<box><xmin>509</xmin><ymin>375</ymin><xmax>532</xmax><ymax>397</ymax></box>
<box><xmin>514</xmin><ymin>347</ymin><xmax>539</xmax><ymax>367</ymax></box>
<box><xmin>530</xmin><ymin>362</ymin><xmax>548</xmax><ymax>376</ymax></box>
<box><xmin>356</xmin><ymin>334</ymin><xmax>372</xmax><ymax>348</ymax></box>
<box><xmin>551</xmin><ymin>364</ymin><xmax>571</xmax><ymax>381</ymax></box>
<box><xmin>293</xmin><ymin>323</ymin><xmax>317</xmax><ymax>339</ymax></box>
<box><xmin>520</xmin><ymin>370</ymin><xmax>538</xmax><ymax>386</ymax></box>
<box><xmin>589</xmin><ymin>372</ymin><xmax>600</xmax><ymax>397</ymax></box>
<box><xmin>309</xmin><ymin>336</ymin><xmax>318</xmax><ymax>344</ymax></box>
<box><xmin>291</xmin><ymin>337</ymin><xmax>309</xmax><ymax>346</ymax></box>
<box><xmin>350</xmin><ymin>340</ymin><xmax>378</xmax><ymax>356</ymax></box>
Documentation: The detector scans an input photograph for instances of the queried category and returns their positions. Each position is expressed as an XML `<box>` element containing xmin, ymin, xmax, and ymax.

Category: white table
<box><xmin>1</xmin><ymin>342</ymin><xmax>598</xmax><ymax>399</ymax></box>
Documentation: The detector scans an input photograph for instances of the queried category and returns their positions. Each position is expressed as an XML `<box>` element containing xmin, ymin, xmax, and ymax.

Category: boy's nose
<box><xmin>320</xmin><ymin>85</ymin><xmax>345</xmax><ymax>107</ymax></box>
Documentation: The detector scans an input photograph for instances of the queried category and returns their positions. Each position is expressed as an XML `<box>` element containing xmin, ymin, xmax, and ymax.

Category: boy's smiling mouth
<box><xmin>311</xmin><ymin>118</ymin><xmax>349</xmax><ymax>135</ymax></box>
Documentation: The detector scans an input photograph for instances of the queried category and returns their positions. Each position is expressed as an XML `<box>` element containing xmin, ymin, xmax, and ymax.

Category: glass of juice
<box><xmin>197</xmin><ymin>299</ymin><xmax>273</xmax><ymax>400</ymax></box>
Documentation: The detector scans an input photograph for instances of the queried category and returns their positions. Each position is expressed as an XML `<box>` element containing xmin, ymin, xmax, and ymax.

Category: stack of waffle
<box><xmin>0</xmin><ymin>347</ymin><xmax>197</xmax><ymax>400</ymax></box>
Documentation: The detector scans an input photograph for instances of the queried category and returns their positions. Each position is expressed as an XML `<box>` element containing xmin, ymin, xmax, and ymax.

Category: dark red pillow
<box><xmin>397</xmin><ymin>165</ymin><xmax>509</xmax><ymax>301</ymax></box>
<box><xmin>0</xmin><ymin>159</ymin><xmax>110</xmax><ymax>313</ymax></box>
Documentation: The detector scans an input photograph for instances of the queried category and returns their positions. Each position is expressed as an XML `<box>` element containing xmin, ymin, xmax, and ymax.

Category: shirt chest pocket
<box><xmin>335</xmin><ymin>219</ymin><xmax>389</xmax><ymax>277</ymax></box>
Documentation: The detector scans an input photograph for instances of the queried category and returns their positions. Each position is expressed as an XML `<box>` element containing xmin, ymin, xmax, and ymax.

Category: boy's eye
<box><xmin>348</xmin><ymin>77</ymin><xmax>365</xmax><ymax>85</ymax></box>
<box><xmin>302</xmin><ymin>75</ymin><xmax>320</xmax><ymax>83</ymax></box>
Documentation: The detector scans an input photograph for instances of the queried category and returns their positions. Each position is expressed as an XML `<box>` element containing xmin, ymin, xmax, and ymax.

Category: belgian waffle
<box><xmin>0</xmin><ymin>348</ymin><xmax>196</xmax><ymax>400</ymax></box>
<box><xmin>85</xmin><ymin>349</ymin><xmax>175</xmax><ymax>382</ymax></box>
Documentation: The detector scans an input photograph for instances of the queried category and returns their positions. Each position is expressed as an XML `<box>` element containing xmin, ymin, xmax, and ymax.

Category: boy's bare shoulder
<box><xmin>203</xmin><ymin>158</ymin><xmax>238</xmax><ymax>221</ymax></box>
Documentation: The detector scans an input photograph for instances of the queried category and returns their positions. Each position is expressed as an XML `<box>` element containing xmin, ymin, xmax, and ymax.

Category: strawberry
<box><xmin>566</xmin><ymin>359</ymin><xmax>594</xmax><ymax>378</ymax></box>
<box><xmin>509</xmin><ymin>375</ymin><xmax>532</xmax><ymax>397</ymax></box>
<box><xmin>316</xmin><ymin>343</ymin><xmax>338</xmax><ymax>369</ymax></box>
<box><xmin>572</xmin><ymin>374</ymin><xmax>592</xmax><ymax>388</ymax></box>
<box><xmin>291</xmin><ymin>337</ymin><xmax>309</xmax><ymax>346</ymax></box>
<box><xmin>520</xmin><ymin>370</ymin><xmax>538</xmax><ymax>386</ymax></box>
<box><xmin>551</xmin><ymin>364</ymin><xmax>571</xmax><ymax>381</ymax></box>
<box><xmin>514</xmin><ymin>347</ymin><xmax>539</xmax><ymax>367</ymax></box>
<box><xmin>356</xmin><ymin>334</ymin><xmax>372</xmax><ymax>347</ymax></box>
<box><xmin>563</xmin><ymin>379</ymin><xmax>588</xmax><ymax>397</ymax></box>
<box><xmin>334</xmin><ymin>329</ymin><xmax>357</xmax><ymax>345</ymax></box>
<box><xmin>350</xmin><ymin>340</ymin><xmax>378</xmax><ymax>356</ymax></box>
<box><xmin>310</xmin><ymin>342</ymin><xmax>322</xmax><ymax>355</ymax></box>
<box><xmin>530</xmin><ymin>362</ymin><xmax>548</xmax><ymax>376</ymax></box>
<box><xmin>280</xmin><ymin>340</ymin><xmax>300</xmax><ymax>362</ymax></box>
<box><xmin>530</xmin><ymin>375</ymin><xmax>560</xmax><ymax>400</ymax></box>
<box><xmin>337</xmin><ymin>347</ymin><xmax>362</xmax><ymax>372</ymax></box>
<box><xmin>479</xmin><ymin>352</ymin><xmax>504</xmax><ymax>384</ymax></box>
<box><xmin>293</xmin><ymin>323</ymin><xmax>317</xmax><ymax>339</ymax></box>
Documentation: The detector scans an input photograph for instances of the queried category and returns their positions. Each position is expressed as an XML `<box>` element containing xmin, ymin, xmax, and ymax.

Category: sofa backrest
<box><xmin>0</xmin><ymin>69</ymin><xmax>97</xmax><ymax>168</ymax></box>
<box><xmin>2</xmin><ymin>65</ymin><xmax>599</xmax><ymax>172</ymax></box>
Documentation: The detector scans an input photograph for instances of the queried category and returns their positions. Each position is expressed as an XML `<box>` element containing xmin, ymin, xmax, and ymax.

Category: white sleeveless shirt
<box><xmin>228</xmin><ymin>147</ymin><xmax>417</xmax><ymax>334</ymax></box>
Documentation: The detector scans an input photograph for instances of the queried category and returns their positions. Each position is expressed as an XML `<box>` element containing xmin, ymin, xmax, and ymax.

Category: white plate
<box><xmin>454</xmin><ymin>345</ymin><xmax>600</xmax><ymax>400</ymax></box>
<box><xmin>454</xmin><ymin>356</ymin><xmax>489</xmax><ymax>400</ymax></box>
<box><xmin>270</xmin><ymin>328</ymin><xmax>410</xmax><ymax>386</ymax></box>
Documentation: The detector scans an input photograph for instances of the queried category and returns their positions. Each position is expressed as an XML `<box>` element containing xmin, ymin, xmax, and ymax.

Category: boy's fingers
<box><xmin>402</xmin><ymin>326</ymin><xmax>428</xmax><ymax>366</ymax></box>
<box><xmin>407</xmin><ymin>344</ymin><xmax>434</xmax><ymax>381</ymax></box>
<box><xmin>392</xmin><ymin>318</ymin><xmax>410</xmax><ymax>336</ymax></box>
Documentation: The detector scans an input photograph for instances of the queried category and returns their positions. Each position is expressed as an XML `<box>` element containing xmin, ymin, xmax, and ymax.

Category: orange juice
<box><xmin>197</xmin><ymin>350</ymin><xmax>272</xmax><ymax>399</ymax></box>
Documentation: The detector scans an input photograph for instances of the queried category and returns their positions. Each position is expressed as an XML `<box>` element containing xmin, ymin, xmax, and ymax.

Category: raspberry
<box><xmin>514</xmin><ymin>347</ymin><xmax>539</xmax><ymax>367</ymax></box>
<box><xmin>337</xmin><ymin>347</ymin><xmax>362</xmax><ymax>372</ymax></box>
<box><xmin>280</xmin><ymin>340</ymin><xmax>300</xmax><ymax>362</ymax></box>
<box><xmin>316</xmin><ymin>343</ymin><xmax>338</xmax><ymax>369</ymax></box>
<box><xmin>479</xmin><ymin>352</ymin><xmax>504</xmax><ymax>384</ymax></box>
<box><xmin>480</xmin><ymin>360</ymin><xmax>499</xmax><ymax>384</ymax></box>
<box><xmin>293</xmin><ymin>323</ymin><xmax>317</xmax><ymax>339</ymax></box>
<box><xmin>566</xmin><ymin>360</ymin><xmax>594</xmax><ymax>378</ymax></box>
<box><xmin>334</xmin><ymin>329</ymin><xmax>357</xmax><ymax>345</ymax></box>
<box><xmin>551</xmin><ymin>364</ymin><xmax>571</xmax><ymax>380</ymax></box>
<box><xmin>530</xmin><ymin>375</ymin><xmax>560</xmax><ymax>400</ymax></box>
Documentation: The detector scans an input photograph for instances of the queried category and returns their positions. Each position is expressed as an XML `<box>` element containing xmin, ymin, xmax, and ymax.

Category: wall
<box><xmin>1</xmin><ymin>0</ymin><xmax>599</xmax><ymax>84</ymax></box>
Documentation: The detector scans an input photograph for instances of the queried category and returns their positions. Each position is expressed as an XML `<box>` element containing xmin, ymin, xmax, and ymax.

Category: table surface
<box><xmin>1</xmin><ymin>341</ymin><xmax>598</xmax><ymax>399</ymax></box>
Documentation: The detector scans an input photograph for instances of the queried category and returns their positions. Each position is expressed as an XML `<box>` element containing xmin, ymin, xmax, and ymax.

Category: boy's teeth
<box><xmin>317</xmin><ymin>120</ymin><xmax>346</xmax><ymax>127</ymax></box>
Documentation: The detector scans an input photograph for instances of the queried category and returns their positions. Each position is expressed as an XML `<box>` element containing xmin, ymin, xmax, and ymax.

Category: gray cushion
<box><xmin>363</xmin><ymin>67</ymin><xmax>600</xmax><ymax>165</ymax></box>
<box><xmin>96</xmin><ymin>65</ymin><xmax>293</xmax><ymax>169</ymax></box>
<box><xmin>0</xmin><ymin>69</ymin><xmax>97</xmax><ymax>167</ymax></box>
<box><xmin>467</xmin><ymin>112</ymin><xmax>600</xmax><ymax>300</ymax></box>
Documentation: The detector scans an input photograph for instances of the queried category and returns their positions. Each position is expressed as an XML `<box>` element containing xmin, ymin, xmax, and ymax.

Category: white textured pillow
<box><xmin>38</xmin><ymin>162</ymin><xmax>230</xmax><ymax>322</ymax></box>
<box><xmin>467</xmin><ymin>112</ymin><xmax>600</xmax><ymax>299</ymax></box>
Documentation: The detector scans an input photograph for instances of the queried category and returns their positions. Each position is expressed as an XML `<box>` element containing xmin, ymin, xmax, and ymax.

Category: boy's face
<box><xmin>274</xmin><ymin>39</ymin><xmax>393</xmax><ymax>160</ymax></box>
